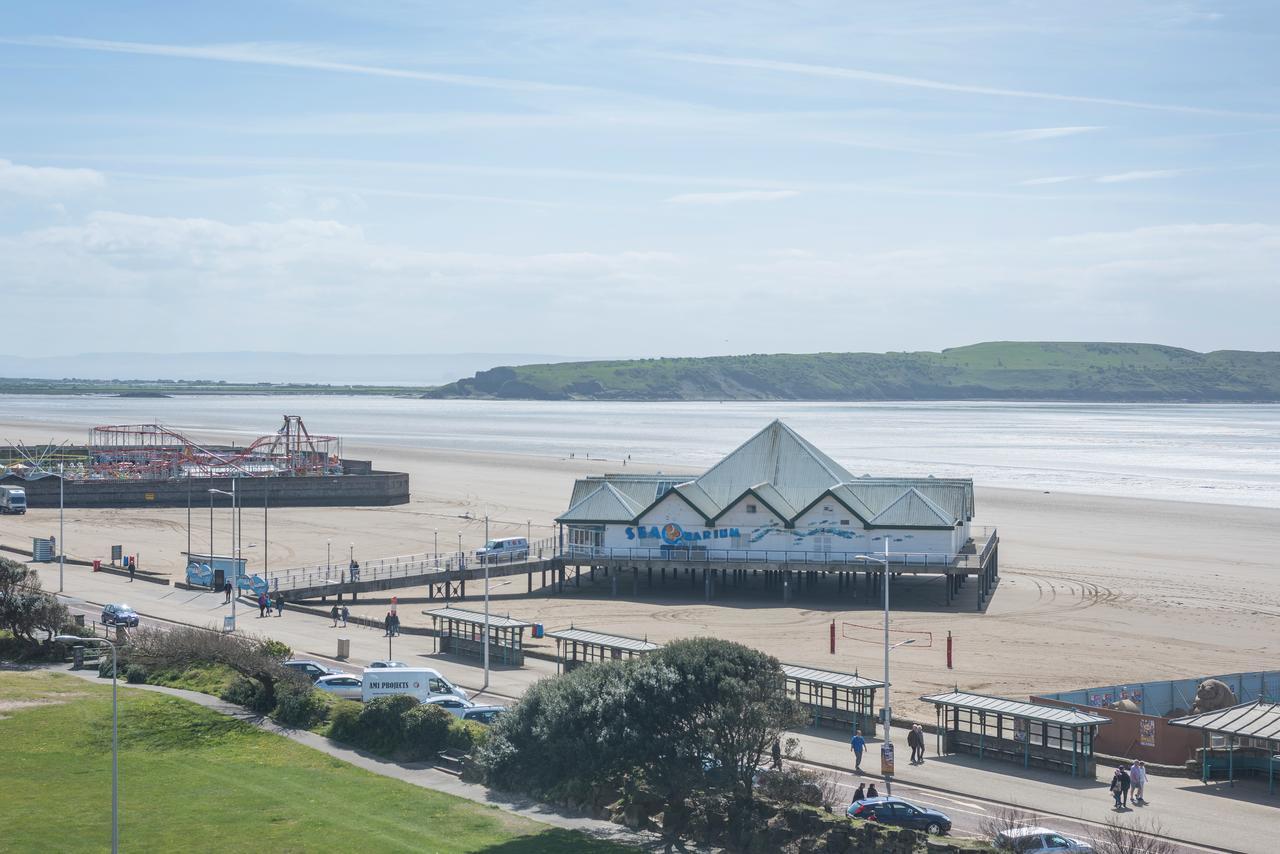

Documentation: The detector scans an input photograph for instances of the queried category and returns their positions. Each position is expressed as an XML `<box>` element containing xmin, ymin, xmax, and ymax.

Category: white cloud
<box><xmin>1095</xmin><ymin>169</ymin><xmax>1188</xmax><ymax>183</ymax></box>
<box><xmin>660</xmin><ymin>52</ymin><xmax>1276</xmax><ymax>119</ymax></box>
<box><xmin>6</xmin><ymin>36</ymin><xmax>586</xmax><ymax>94</ymax></box>
<box><xmin>665</xmin><ymin>190</ymin><xmax>799</xmax><ymax>205</ymax></box>
<box><xmin>1019</xmin><ymin>176</ymin><xmax>1078</xmax><ymax>186</ymax></box>
<box><xmin>989</xmin><ymin>126</ymin><xmax>1103</xmax><ymax>142</ymax></box>
<box><xmin>0</xmin><ymin>158</ymin><xmax>105</xmax><ymax>197</ymax></box>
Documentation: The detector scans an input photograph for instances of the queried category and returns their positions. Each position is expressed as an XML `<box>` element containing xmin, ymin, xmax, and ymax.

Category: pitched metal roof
<box><xmin>1168</xmin><ymin>701</ymin><xmax>1280</xmax><ymax>740</ymax></box>
<box><xmin>557</xmin><ymin>482</ymin><xmax>645</xmax><ymax>523</ymax></box>
<box><xmin>673</xmin><ymin>481</ymin><xmax>721</xmax><ymax>520</ymax></box>
<box><xmin>424</xmin><ymin>607</ymin><xmax>533</xmax><ymax>629</ymax></box>
<box><xmin>869</xmin><ymin>488</ymin><xmax>957</xmax><ymax>528</ymax></box>
<box><xmin>546</xmin><ymin>627</ymin><xmax>659</xmax><ymax>653</ymax></box>
<box><xmin>695</xmin><ymin>420</ymin><xmax>853</xmax><ymax>511</ymax></box>
<box><xmin>920</xmin><ymin>691</ymin><xmax>1112</xmax><ymax>727</ymax></box>
<box><xmin>783</xmin><ymin>664</ymin><xmax>884</xmax><ymax>691</ymax></box>
<box><xmin>846</xmin><ymin>478</ymin><xmax>974</xmax><ymax>521</ymax></box>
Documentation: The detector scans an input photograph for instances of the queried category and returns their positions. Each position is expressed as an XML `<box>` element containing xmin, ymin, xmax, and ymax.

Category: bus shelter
<box><xmin>783</xmin><ymin>665</ymin><xmax>882</xmax><ymax>736</ymax></box>
<box><xmin>921</xmin><ymin>691</ymin><xmax>1110</xmax><ymax>777</ymax></box>
<box><xmin>425</xmin><ymin>607</ymin><xmax>532</xmax><ymax>667</ymax></box>
<box><xmin>545</xmin><ymin>627</ymin><xmax>659</xmax><ymax>674</ymax></box>
<box><xmin>1169</xmin><ymin>701</ymin><xmax>1280</xmax><ymax>793</ymax></box>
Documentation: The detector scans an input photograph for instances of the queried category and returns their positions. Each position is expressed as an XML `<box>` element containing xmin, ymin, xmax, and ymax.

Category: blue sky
<box><xmin>2</xmin><ymin>1</ymin><xmax>1277</xmax><ymax>358</ymax></box>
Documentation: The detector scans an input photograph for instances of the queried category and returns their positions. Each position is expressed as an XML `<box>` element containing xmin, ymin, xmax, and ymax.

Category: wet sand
<box><xmin>3</xmin><ymin>418</ymin><xmax>1279</xmax><ymax>720</ymax></box>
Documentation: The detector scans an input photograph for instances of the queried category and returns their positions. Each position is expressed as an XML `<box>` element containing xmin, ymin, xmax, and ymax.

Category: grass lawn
<box><xmin>0</xmin><ymin>670</ymin><xmax>636</xmax><ymax>853</ymax></box>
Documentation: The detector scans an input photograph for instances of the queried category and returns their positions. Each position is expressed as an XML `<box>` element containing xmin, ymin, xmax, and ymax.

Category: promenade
<box><xmin>37</xmin><ymin>561</ymin><xmax>1276</xmax><ymax>854</ymax></box>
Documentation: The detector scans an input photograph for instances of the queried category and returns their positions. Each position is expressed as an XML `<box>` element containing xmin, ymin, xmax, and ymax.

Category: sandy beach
<box><xmin>3</xmin><ymin>418</ymin><xmax>1278</xmax><ymax>721</ymax></box>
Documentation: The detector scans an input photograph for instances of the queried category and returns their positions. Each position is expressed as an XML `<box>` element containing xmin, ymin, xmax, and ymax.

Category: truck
<box><xmin>360</xmin><ymin>667</ymin><xmax>469</xmax><ymax>704</ymax></box>
<box><xmin>0</xmin><ymin>485</ymin><xmax>27</xmax><ymax>515</ymax></box>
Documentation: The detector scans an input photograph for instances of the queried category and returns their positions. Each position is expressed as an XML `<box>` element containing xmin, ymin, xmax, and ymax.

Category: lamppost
<box><xmin>56</xmin><ymin>635</ymin><xmax>119</xmax><ymax>853</ymax></box>
<box><xmin>58</xmin><ymin>462</ymin><xmax>65</xmax><ymax>593</ymax></box>
<box><xmin>434</xmin><ymin>529</ymin><xmax>438</xmax><ymax>563</ymax></box>
<box><xmin>866</xmin><ymin>536</ymin><xmax>915</xmax><ymax>795</ymax></box>
<box><xmin>482</xmin><ymin>515</ymin><xmax>490</xmax><ymax>692</ymax></box>
<box><xmin>327</xmin><ymin>539</ymin><xmax>332</xmax><ymax>578</ymax></box>
<box><xmin>210</xmin><ymin>484</ymin><xmax>238</xmax><ymax>629</ymax></box>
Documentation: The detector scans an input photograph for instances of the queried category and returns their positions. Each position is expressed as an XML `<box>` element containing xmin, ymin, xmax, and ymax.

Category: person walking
<box><xmin>866</xmin><ymin>784</ymin><xmax>878</xmax><ymax>799</ymax></box>
<box><xmin>340</xmin><ymin>605</ymin><xmax>349</xmax><ymax>628</ymax></box>
<box><xmin>223</xmin><ymin>580</ymin><xmax>233</xmax><ymax>604</ymax></box>
<box><xmin>771</xmin><ymin>739</ymin><xmax>782</xmax><ymax>771</ymax></box>
<box><xmin>383</xmin><ymin>611</ymin><xmax>392</xmax><ymax>636</ymax></box>
<box><xmin>851</xmin><ymin>783</ymin><xmax>865</xmax><ymax>804</ymax></box>
<box><xmin>1119</xmin><ymin>763</ymin><xmax>1132</xmax><ymax>807</ymax></box>
<box><xmin>258</xmin><ymin>593</ymin><xmax>267</xmax><ymax>618</ymax></box>
<box><xmin>128</xmin><ymin>559</ymin><xmax>136</xmax><ymax>583</ymax></box>
<box><xmin>391</xmin><ymin>613</ymin><xmax>401</xmax><ymax>637</ymax></box>
<box><xmin>330</xmin><ymin>604</ymin><xmax>339</xmax><ymax>627</ymax></box>
<box><xmin>850</xmin><ymin>728</ymin><xmax>867</xmax><ymax>772</ymax></box>
<box><xmin>1110</xmin><ymin>767</ymin><xmax>1126</xmax><ymax>809</ymax></box>
<box><xmin>275</xmin><ymin>593</ymin><xmax>284</xmax><ymax>617</ymax></box>
<box><xmin>1131</xmin><ymin>760</ymin><xmax>1147</xmax><ymax>804</ymax></box>
<box><xmin>907</xmin><ymin>724</ymin><xmax>925</xmax><ymax>764</ymax></box>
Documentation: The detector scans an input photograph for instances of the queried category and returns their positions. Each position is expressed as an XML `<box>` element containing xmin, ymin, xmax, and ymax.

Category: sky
<box><xmin>2</xmin><ymin>0</ymin><xmax>1278</xmax><ymax>359</ymax></box>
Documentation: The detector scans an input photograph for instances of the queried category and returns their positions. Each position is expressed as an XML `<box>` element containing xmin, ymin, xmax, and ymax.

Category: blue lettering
<box><xmin>728</xmin><ymin>528</ymin><xmax>741</xmax><ymax>538</ymax></box>
<box><xmin>625</xmin><ymin>527</ymin><xmax>635</xmax><ymax>540</ymax></box>
<box><xmin>650</xmin><ymin>527</ymin><xmax>661</xmax><ymax>539</ymax></box>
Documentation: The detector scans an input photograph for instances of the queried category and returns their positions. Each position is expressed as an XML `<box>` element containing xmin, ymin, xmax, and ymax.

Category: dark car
<box><xmin>282</xmin><ymin>659</ymin><xmax>338</xmax><ymax>682</ymax></box>
<box><xmin>847</xmin><ymin>796</ymin><xmax>951</xmax><ymax>835</ymax></box>
<box><xmin>100</xmin><ymin>603</ymin><xmax>140</xmax><ymax>627</ymax></box>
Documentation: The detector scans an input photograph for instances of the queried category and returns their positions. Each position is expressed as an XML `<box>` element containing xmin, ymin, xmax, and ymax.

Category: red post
<box><xmin>946</xmin><ymin>631</ymin><xmax>953</xmax><ymax>669</ymax></box>
<box><xmin>830</xmin><ymin>620</ymin><xmax>836</xmax><ymax>655</ymax></box>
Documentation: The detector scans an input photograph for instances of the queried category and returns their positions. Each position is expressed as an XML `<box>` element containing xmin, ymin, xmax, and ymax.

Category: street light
<box><xmin>58</xmin><ymin>462</ymin><xmax>65</xmax><ymax>594</ymax></box>
<box><xmin>483</xmin><ymin>516</ymin><xmax>490</xmax><ymax>693</ymax></box>
<box><xmin>210</xmin><ymin>484</ymin><xmax>238</xmax><ymax>629</ymax></box>
<box><xmin>863</xmin><ymin>537</ymin><xmax>915</xmax><ymax>795</ymax></box>
<box><xmin>56</xmin><ymin>635</ymin><xmax>119</xmax><ymax>853</ymax></box>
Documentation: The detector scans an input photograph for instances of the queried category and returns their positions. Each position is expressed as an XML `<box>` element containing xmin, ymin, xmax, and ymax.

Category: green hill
<box><xmin>423</xmin><ymin>342</ymin><xmax>1280</xmax><ymax>402</ymax></box>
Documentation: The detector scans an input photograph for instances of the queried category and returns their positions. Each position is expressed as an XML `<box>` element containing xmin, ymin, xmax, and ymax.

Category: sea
<box><xmin>2</xmin><ymin>396</ymin><xmax>1278</xmax><ymax>509</ymax></box>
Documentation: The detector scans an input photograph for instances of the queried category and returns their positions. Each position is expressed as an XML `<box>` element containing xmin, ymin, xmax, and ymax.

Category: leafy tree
<box><xmin>127</xmin><ymin>625</ymin><xmax>297</xmax><ymax>711</ymax></box>
<box><xmin>0</xmin><ymin>556</ymin><xmax>68</xmax><ymax>643</ymax></box>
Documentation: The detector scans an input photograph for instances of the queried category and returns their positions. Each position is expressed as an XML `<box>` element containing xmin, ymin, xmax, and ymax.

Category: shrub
<box><xmin>446</xmin><ymin>719</ymin><xmax>489</xmax><ymax>754</ymax></box>
<box><xmin>355</xmin><ymin>695</ymin><xmax>420</xmax><ymax>754</ymax></box>
<box><xmin>271</xmin><ymin>679</ymin><xmax>328</xmax><ymax>729</ymax></box>
<box><xmin>326</xmin><ymin>700</ymin><xmax>363</xmax><ymax>744</ymax></box>
<box><xmin>401</xmin><ymin>704</ymin><xmax>453</xmax><ymax>760</ymax></box>
<box><xmin>258</xmin><ymin>639</ymin><xmax>291</xmax><ymax>661</ymax></box>
<box><xmin>123</xmin><ymin>663</ymin><xmax>151</xmax><ymax>684</ymax></box>
<box><xmin>222</xmin><ymin>676</ymin><xmax>264</xmax><ymax>709</ymax></box>
<box><xmin>98</xmin><ymin>656</ymin><xmax>118</xmax><ymax>679</ymax></box>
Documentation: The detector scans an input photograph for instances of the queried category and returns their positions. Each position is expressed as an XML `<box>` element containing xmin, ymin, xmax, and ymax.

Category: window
<box><xmin>1046</xmin><ymin>836</ymin><xmax>1071</xmax><ymax>849</ymax></box>
<box><xmin>746</xmin><ymin>504</ymin><xmax>757</xmax><ymax>514</ymax></box>
<box><xmin>824</xmin><ymin>505</ymin><xmax>833</xmax><ymax>512</ymax></box>
<box><xmin>840</xmin><ymin>519</ymin><xmax>850</xmax><ymax>525</ymax></box>
<box><xmin>429</xmin><ymin>678</ymin><xmax>451</xmax><ymax>694</ymax></box>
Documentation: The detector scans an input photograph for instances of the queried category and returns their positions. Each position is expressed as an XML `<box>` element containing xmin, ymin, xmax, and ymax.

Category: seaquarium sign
<box><xmin>625</xmin><ymin>522</ymin><xmax>740</xmax><ymax>545</ymax></box>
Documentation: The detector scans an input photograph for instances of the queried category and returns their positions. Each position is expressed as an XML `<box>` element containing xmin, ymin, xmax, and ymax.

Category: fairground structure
<box><xmin>556</xmin><ymin>420</ymin><xmax>999</xmax><ymax>609</ymax></box>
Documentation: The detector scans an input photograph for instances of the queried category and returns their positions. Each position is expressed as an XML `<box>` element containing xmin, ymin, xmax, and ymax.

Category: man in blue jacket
<box><xmin>850</xmin><ymin>729</ymin><xmax>867</xmax><ymax>772</ymax></box>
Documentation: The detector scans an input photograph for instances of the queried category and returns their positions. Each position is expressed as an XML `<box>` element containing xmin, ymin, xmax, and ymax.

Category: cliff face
<box><xmin>423</xmin><ymin>342</ymin><xmax>1280</xmax><ymax>402</ymax></box>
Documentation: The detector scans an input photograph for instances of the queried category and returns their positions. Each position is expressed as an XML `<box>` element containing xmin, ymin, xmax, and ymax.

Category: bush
<box><xmin>258</xmin><ymin>639</ymin><xmax>291</xmax><ymax>661</ymax></box>
<box><xmin>98</xmin><ymin>656</ymin><xmax>118</xmax><ymax>679</ymax></box>
<box><xmin>401</xmin><ymin>704</ymin><xmax>453</xmax><ymax>760</ymax></box>
<box><xmin>271</xmin><ymin>679</ymin><xmax>328</xmax><ymax>729</ymax></box>
<box><xmin>123</xmin><ymin>664</ymin><xmax>151</xmax><ymax>684</ymax></box>
<box><xmin>326</xmin><ymin>700</ymin><xmax>363</xmax><ymax>743</ymax></box>
<box><xmin>222</xmin><ymin>676</ymin><xmax>264</xmax><ymax>709</ymax></box>
<box><xmin>446</xmin><ymin>719</ymin><xmax>489</xmax><ymax>754</ymax></box>
<box><xmin>355</xmin><ymin>695</ymin><xmax>420</xmax><ymax>754</ymax></box>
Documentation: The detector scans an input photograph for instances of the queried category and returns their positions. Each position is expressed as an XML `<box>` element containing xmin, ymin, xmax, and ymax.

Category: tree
<box><xmin>126</xmin><ymin>625</ymin><xmax>297</xmax><ymax>710</ymax></box>
<box><xmin>0</xmin><ymin>556</ymin><xmax>68</xmax><ymax>642</ymax></box>
<box><xmin>1098</xmin><ymin>816</ymin><xmax>1175</xmax><ymax>854</ymax></box>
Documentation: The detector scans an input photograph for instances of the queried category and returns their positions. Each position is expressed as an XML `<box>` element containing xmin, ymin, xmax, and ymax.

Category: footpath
<box><xmin>39</xmin><ymin>562</ymin><xmax>1276</xmax><ymax>854</ymax></box>
<box><xmin>55</xmin><ymin>665</ymin><xmax>664</xmax><ymax>851</ymax></box>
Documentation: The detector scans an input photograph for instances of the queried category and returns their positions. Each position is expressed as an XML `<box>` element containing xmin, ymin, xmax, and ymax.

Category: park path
<box><xmin>53</xmin><ymin>665</ymin><xmax>667</xmax><ymax>852</ymax></box>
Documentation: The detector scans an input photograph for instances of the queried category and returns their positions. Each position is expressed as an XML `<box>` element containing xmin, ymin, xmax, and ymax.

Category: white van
<box><xmin>0</xmin><ymin>485</ymin><xmax>27</xmax><ymax>515</ymax></box>
<box><xmin>475</xmin><ymin>537</ymin><xmax>529</xmax><ymax>564</ymax></box>
<box><xmin>360</xmin><ymin>667</ymin><xmax>469</xmax><ymax>704</ymax></box>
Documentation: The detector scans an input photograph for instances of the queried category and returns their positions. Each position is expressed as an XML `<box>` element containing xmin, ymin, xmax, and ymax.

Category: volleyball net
<box><xmin>840</xmin><ymin>623</ymin><xmax>933</xmax><ymax>648</ymax></box>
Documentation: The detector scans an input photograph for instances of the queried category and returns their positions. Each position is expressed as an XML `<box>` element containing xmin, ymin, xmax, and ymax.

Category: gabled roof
<box><xmin>556</xmin><ymin>482</ymin><xmax>646</xmax><ymax>523</ymax></box>
<box><xmin>869</xmin><ymin>488</ymin><xmax>957</xmax><ymax>528</ymax></box>
<box><xmin>710</xmin><ymin>483</ymin><xmax>797</xmax><ymax>524</ymax></box>
<box><xmin>844</xmin><ymin>478</ymin><xmax>974</xmax><ymax>521</ymax></box>
<box><xmin>1169</xmin><ymin>701</ymin><xmax>1280</xmax><ymax>740</ymax></box>
<box><xmin>694</xmin><ymin>420</ymin><xmax>852</xmax><ymax>511</ymax></box>
<box><xmin>633</xmin><ymin>480</ymin><xmax>714</xmax><ymax>523</ymax></box>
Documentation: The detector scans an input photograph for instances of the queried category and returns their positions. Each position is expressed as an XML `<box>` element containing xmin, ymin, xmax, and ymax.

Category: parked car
<box><xmin>474</xmin><ymin>537</ymin><xmax>529</xmax><ymax>565</ymax></box>
<box><xmin>283</xmin><ymin>659</ymin><xmax>339</xmax><ymax>682</ymax></box>
<box><xmin>313</xmin><ymin>674</ymin><xmax>363</xmax><ymax>700</ymax></box>
<box><xmin>847</xmin><ymin>796</ymin><xmax>951</xmax><ymax>835</ymax></box>
<box><xmin>367</xmin><ymin>660</ymin><xmax>408</xmax><ymax>668</ymax></box>
<box><xmin>100</xmin><ymin>603</ymin><xmax>140</xmax><ymax>627</ymax></box>
<box><xmin>995</xmin><ymin>827</ymin><xmax>1095</xmax><ymax>853</ymax></box>
<box><xmin>421</xmin><ymin>696</ymin><xmax>475</xmax><ymax>718</ymax></box>
<box><xmin>461</xmin><ymin>705</ymin><xmax>507</xmax><ymax>725</ymax></box>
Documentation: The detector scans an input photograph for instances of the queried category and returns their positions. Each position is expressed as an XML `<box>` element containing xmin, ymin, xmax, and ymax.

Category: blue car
<box><xmin>847</xmin><ymin>796</ymin><xmax>951</xmax><ymax>835</ymax></box>
<box><xmin>100</xmin><ymin>603</ymin><xmax>140</xmax><ymax>627</ymax></box>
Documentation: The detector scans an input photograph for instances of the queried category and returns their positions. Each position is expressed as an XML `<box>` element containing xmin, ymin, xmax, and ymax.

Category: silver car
<box><xmin>313</xmin><ymin>674</ymin><xmax>363</xmax><ymax>700</ymax></box>
<box><xmin>996</xmin><ymin>827</ymin><xmax>1094</xmax><ymax>854</ymax></box>
<box><xmin>421</xmin><ymin>696</ymin><xmax>475</xmax><ymax>718</ymax></box>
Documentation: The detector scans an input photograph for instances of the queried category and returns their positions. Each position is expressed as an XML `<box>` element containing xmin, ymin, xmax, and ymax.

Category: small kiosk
<box><xmin>1169</xmin><ymin>701</ymin><xmax>1280</xmax><ymax>792</ymax></box>
<box><xmin>921</xmin><ymin>690</ymin><xmax>1110</xmax><ymax>777</ymax></box>
<box><xmin>425</xmin><ymin>607</ymin><xmax>532</xmax><ymax>667</ymax></box>
<box><xmin>546</xmin><ymin>627</ymin><xmax>659</xmax><ymax>674</ymax></box>
<box><xmin>184</xmin><ymin>552</ymin><xmax>247</xmax><ymax>590</ymax></box>
<box><xmin>782</xmin><ymin>665</ymin><xmax>883</xmax><ymax>736</ymax></box>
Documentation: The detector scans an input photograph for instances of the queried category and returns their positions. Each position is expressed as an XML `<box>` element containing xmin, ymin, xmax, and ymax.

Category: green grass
<box><xmin>0</xmin><ymin>671</ymin><xmax>636</xmax><ymax>854</ymax></box>
<box><xmin>144</xmin><ymin>662</ymin><xmax>238</xmax><ymax>697</ymax></box>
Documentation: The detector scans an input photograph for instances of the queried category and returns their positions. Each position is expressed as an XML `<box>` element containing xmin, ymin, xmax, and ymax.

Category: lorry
<box><xmin>360</xmin><ymin>667</ymin><xmax>469</xmax><ymax>704</ymax></box>
<box><xmin>0</xmin><ymin>485</ymin><xmax>27</xmax><ymax>515</ymax></box>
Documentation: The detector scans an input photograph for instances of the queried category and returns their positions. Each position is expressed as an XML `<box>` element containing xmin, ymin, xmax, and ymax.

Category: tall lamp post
<box><xmin>210</xmin><ymin>484</ymin><xmax>238</xmax><ymax>628</ymax></box>
<box><xmin>58</xmin><ymin>462</ymin><xmax>65</xmax><ymax>593</ymax></box>
<box><xmin>56</xmin><ymin>635</ymin><xmax>119</xmax><ymax>853</ymax></box>
<box><xmin>869</xmin><ymin>536</ymin><xmax>915</xmax><ymax>794</ymax></box>
<box><xmin>482</xmin><ymin>516</ymin><xmax>490</xmax><ymax>692</ymax></box>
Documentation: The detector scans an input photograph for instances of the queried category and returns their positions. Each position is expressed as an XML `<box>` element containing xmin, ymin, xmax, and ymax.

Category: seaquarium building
<box><xmin>555</xmin><ymin>421</ymin><xmax>999</xmax><ymax>606</ymax></box>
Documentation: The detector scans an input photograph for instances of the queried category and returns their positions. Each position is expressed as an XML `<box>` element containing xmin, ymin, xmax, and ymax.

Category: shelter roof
<box><xmin>546</xmin><ymin>628</ymin><xmax>659</xmax><ymax>653</ymax></box>
<box><xmin>1168</xmin><ymin>701</ymin><xmax>1280</xmax><ymax>741</ymax></box>
<box><xmin>920</xmin><ymin>691</ymin><xmax>1112</xmax><ymax>727</ymax></box>
<box><xmin>557</xmin><ymin>482</ymin><xmax>645</xmax><ymax>523</ymax></box>
<box><xmin>783</xmin><ymin>664</ymin><xmax>884</xmax><ymax>691</ymax></box>
<box><xmin>868</xmin><ymin>488</ymin><xmax>957</xmax><ymax>528</ymax></box>
<box><xmin>424</xmin><ymin>607</ymin><xmax>532</xmax><ymax>629</ymax></box>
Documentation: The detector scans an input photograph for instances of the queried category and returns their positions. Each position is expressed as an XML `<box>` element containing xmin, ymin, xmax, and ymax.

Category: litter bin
<box><xmin>73</xmin><ymin>614</ymin><xmax>85</xmax><ymax>627</ymax></box>
<box><xmin>92</xmin><ymin>559</ymin><xmax>101</xmax><ymax>572</ymax></box>
<box><xmin>532</xmin><ymin>623</ymin><xmax>544</xmax><ymax>639</ymax></box>
<box><xmin>336</xmin><ymin>638</ymin><xmax>350</xmax><ymax>660</ymax></box>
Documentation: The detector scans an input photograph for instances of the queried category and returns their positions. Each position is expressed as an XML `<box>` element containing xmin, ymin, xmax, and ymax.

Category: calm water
<box><xmin>3</xmin><ymin>396</ymin><xmax>1279</xmax><ymax>508</ymax></box>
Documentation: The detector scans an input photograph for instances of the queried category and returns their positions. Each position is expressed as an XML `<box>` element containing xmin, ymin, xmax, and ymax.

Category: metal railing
<box><xmin>266</xmin><ymin>535</ymin><xmax>559</xmax><ymax>593</ymax></box>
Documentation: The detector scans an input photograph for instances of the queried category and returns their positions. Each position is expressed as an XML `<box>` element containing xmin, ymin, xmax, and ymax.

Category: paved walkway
<box><xmin>55</xmin><ymin>666</ymin><xmax>663</xmax><ymax>851</ymax></box>
<box><xmin>41</xmin><ymin>561</ymin><xmax>1277</xmax><ymax>854</ymax></box>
